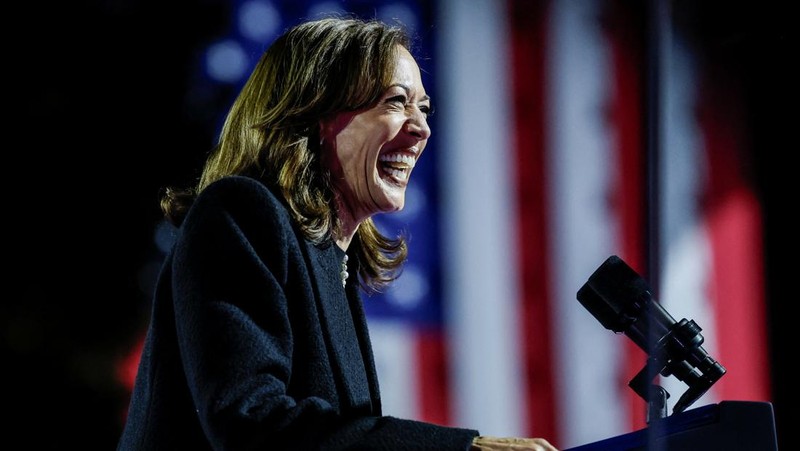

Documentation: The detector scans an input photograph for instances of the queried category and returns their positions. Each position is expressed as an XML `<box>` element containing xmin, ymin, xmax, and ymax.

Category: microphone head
<box><xmin>576</xmin><ymin>255</ymin><xmax>653</xmax><ymax>333</ymax></box>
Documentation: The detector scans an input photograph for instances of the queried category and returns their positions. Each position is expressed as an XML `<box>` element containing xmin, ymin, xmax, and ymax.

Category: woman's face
<box><xmin>321</xmin><ymin>45</ymin><xmax>432</xmax><ymax>226</ymax></box>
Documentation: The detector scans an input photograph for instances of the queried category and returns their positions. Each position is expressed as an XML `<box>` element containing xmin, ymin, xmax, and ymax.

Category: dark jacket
<box><xmin>118</xmin><ymin>175</ymin><xmax>478</xmax><ymax>450</ymax></box>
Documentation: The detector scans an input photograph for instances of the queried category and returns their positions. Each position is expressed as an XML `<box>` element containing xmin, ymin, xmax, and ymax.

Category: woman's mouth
<box><xmin>378</xmin><ymin>151</ymin><xmax>417</xmax><ymax>183</ymax></box>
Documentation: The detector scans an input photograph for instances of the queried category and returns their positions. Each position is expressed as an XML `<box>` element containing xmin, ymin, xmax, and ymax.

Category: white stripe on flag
<box><xmin>546</xmin><ymin>0</ymin><xmax>629</xmax><ymax>447</ymax></box>
<box><xmin>367</xmin><ymin>320</ymin><xmax>419</xmax><ymax>420</ymax></box>
<box><xmin>438</xmin><ymin>0</ymin><xmax>526</xmax><ymax>437</ymax></box>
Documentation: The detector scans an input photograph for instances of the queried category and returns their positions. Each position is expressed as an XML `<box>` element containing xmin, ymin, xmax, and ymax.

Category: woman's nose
<box><xmin>405</xmin><ymin>110</ymin><xmax>431</xmax><ymax>140</ymax></box>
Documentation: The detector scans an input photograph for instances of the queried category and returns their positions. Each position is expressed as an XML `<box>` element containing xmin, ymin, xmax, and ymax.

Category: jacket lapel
<box><xmin>346</xmin><ymin>281</ymin><xmax>382</xmax><ymax>415</ymax></box>
<box><xmin>302</xmin><ymin>240</ymin><xmax>373</xmax><ymax>411</ymax></box>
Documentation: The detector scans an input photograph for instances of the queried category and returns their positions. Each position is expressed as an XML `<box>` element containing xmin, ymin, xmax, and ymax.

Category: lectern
<box><xmin>565</xmin><ymin>400</ymin><xmax>778</xmax><ymax>450</ymax></box>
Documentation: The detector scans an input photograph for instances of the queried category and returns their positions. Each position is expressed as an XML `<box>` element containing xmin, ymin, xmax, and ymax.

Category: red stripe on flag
<box><xmin>698</xmin><ymin>68</ymin><xmax>771</xmax><ymax>402</ymax></box>
<box><xmin>707</xmin><ymin>189</ymin><xmax>770</xmax><ymax>401</ymax></box>
<box><xmin>415</xmin><ymin>327</ymin><xmax>452</xmax><ymax>425</ymax></box>
<box><xmin>604</xmin><ymin>0</ymin><xmax>649</xmax><ymax>431</ymax></box>
<box><xmin>509</xmin><ymin>0</ymin><xmax>557</xmax><ymax>441</ymax></box>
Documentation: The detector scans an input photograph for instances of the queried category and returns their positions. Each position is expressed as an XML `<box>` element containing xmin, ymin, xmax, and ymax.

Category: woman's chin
<box><xmin>371</xmin><ymin>179</ymin><xmax>407</xmax><ymax>214</ymax></box>
<box><xmin>373</xmin><ymin>193</ymin><xmax>405</xmax><ymax>215</ymax></box>
<box><xmin>377</xmin><ymin>197</ymin><xmax>404</xmax><ymax>214</ymax></box>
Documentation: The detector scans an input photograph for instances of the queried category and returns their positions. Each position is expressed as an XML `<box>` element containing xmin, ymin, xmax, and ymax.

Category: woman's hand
<box><xmin>471</xmin><ymin>435</ymin><xmax>558</xmax><ymax>451</ymax></box>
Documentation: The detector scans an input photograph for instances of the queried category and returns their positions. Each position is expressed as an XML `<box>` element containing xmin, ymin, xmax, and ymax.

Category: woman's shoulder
<box><xmin>197</xmin><ymin>175</ymin><xmax>284</xmax><ymax>208</ymax></box>
<box><xmin>186</xmin><ymin>175</ymin><xmax>291</xmax><ymax>226</ymax></box>
<box><xmin>201</xmin><ymin>175</ymin><xmax>278</xmax><ymax>200</ymax></box>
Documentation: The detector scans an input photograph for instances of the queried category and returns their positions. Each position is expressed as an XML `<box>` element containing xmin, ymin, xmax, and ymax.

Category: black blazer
<box><xmin>118</xmin><ymin>176</ymin><xmax>478</xmax><ymax>450</ymax></box>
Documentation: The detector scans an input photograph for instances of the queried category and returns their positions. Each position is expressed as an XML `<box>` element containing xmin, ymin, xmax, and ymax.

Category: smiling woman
<box><xmin>116</xmin><ymin>16</ymin><xmax>557</xmax><ymax>451</ymax></box>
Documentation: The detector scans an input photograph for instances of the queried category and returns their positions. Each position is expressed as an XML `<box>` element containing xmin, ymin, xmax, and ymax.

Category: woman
<box><xmin>118</xmin><ymin>17</ymin><xmax>557</xmax><ymax>451</ymax></box>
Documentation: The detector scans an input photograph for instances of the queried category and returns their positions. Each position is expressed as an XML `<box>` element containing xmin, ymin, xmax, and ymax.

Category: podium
<box><xmin>565</xmin><ymin>400</ymin><xmax>778</xmax><ymax>450</ymax></box>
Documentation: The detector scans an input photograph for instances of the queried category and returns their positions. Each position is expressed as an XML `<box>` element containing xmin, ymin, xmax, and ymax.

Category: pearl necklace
<box><xmin>340</xmin><ymin>254</ymin><xmax>349</xmax><ymax>287</ymax></box>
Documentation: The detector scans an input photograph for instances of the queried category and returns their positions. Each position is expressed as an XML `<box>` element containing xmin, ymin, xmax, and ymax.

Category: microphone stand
<box><xmin>627</xmin><ymin>316</ymin><xmax>726</xmax><ymax>422</ymax></box>
<box><xmin>629</xmin><ymin>357</ymin><xmax>670</xmax><ymax>422</ymax></box>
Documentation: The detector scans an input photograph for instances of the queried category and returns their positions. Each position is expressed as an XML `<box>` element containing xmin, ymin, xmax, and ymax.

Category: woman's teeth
<box><xmin>379</xmin><ymin>153</ymin><xmax>416</xmax><ymax>181</ymax></box>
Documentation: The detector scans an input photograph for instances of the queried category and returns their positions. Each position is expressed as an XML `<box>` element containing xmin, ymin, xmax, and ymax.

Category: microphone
<box><xmin>576</xmin><ymin>255</ymin><xmax>726</xmax><ymax>415</ymax></box>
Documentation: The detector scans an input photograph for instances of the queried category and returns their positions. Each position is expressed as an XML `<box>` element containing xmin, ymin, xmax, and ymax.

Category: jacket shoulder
<box><xmin>188</xmin><ymin>176</ymin><xmax>289</xmax><ymax>222</ymax></box>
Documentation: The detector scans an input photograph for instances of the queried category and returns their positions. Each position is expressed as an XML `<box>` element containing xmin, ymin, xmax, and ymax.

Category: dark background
<box><xmin>7</xmin><ymin>0</ymin><xmax>792</xmax><ymax>449</ymax></box>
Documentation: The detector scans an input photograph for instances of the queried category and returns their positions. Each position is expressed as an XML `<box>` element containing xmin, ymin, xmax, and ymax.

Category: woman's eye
<box><xmin>419</xmin><ymin>104</ymin><xmax>433</xmax><ymax>117</ymax></box>
<box><xmin>387</xmin><ymin>95</ymin><xmax>407</xmax><ymax>106</ymax></box>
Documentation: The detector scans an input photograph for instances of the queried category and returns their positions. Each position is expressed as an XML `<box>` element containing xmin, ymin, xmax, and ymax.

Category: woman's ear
<box><xmin>319</xmin><ymin>116</ymin><xmax>342</xmax><ymax>156</ymax></box>
<box><xmin>317</xmin><ymin>119</ymin><xmax>335</xmax><ymax>172</ymax></box>
<box><xmin>317</xmin><ymin>119</ymin><xmax>329</xmax><ymax>150</ymax></box>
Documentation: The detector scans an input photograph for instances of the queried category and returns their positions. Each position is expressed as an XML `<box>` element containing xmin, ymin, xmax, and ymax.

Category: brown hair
<box><xmin>161</xmin><ymin>17</ymin><xmax>414</xmax><ymax>293</ymax></box>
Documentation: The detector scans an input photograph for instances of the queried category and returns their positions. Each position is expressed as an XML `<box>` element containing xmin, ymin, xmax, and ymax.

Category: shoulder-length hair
<box><xmin>162</xmin><ymin>17</ymin><xmax>415</xmax><ymax>293</ymax></box>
